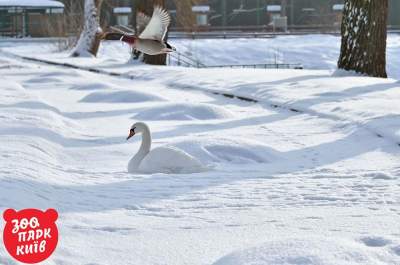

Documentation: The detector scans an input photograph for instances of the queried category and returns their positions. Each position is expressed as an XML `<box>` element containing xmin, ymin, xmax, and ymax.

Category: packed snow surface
<box><xmin>80</xmin><ymin>90</ymin><xmax>163</xmax><ymax>103</ymax></box>
<box><xmin>212</xmin><ymin>237</ymin><xmax>396</xmax><ymax>265</ymax></box>
<box><xmin>133</xmin><ymin>103</ymin><xmax>233</xmax><ymax>120</ymax></box>
<box><xmin>0</xmin><ymin>36</ymin><xmax>400</xmax><ymax>264</ymax></box>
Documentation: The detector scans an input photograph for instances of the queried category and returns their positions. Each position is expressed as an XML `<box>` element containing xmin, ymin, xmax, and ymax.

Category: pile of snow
<box><xmin>0</xmin><ymin>79</ymin><xmax>33</xmax><ymax>104</ymax></box>
<box><xmin>70</xmin><ymin>82</ymin><xmax>110</xmax><ymax>90</ymax></box>
<box><xmin>26</xmin><ymin>77</ymin><xmax>64</xmax><ymax>85</ymax></box>
<box><xmin>0</xmin><ymin>88</ymin><xmax>84</xmax><ymax>148</ymax></box>
<box><xmin>80</xmin><ymin>90</ymin><xmax>163</xmax><ymax>103</ymax></box>
<box><xmin>173</xmin><ymin>138</ymin><xmax>279</xmax><ymax>165</ymax></box>
<box><xmin>133</xmin><ymin>103</ymin><xmax>233</xmax><ymax>120</ymax></box>
<box><xmin>212</xmin><ymin>238</ymin><xmax>399</xmax><ymax>265</ymax></box>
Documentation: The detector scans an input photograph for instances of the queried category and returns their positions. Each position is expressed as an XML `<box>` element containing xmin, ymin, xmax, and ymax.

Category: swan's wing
<box><xmin>139</xmin><ymin>6</ymin><xmax>170</xmax><ymax>41</ymax></box>
<box><xmin>139</xmin><ymin>146</ymin><xmax>205</xmax><ymax>174</ymax></box>
<box><xmin>136</xmin><ymin>12</ymin><xmax>151</xmax><ymax>34</ymax></box>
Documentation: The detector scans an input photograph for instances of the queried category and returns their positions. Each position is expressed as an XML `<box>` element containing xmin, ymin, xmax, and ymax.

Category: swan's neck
<box><xmin>138</xmin><ymin>125</ymin><xmax>151</xmax><ymax>157</ymax></box>
<box><xmin>129</xmin><ymin>125</ymin><xmax>151</xmax><ymax>171</ymax></box>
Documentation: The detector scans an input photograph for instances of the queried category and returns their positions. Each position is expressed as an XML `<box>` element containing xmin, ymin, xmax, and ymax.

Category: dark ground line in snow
<box><xmin>12</xmin><ymin>53</ymin><xmax>400</xmax><ymax>148</ymax></box>
<box><xmin>18</xmin><ymin>55</ymin><xmax>266</xmax><ymax>105</ymax></box>
<box><xmin>20</xmin><ymin>56</ymin><xmax>125</xmax><ymax>79</ymax></box>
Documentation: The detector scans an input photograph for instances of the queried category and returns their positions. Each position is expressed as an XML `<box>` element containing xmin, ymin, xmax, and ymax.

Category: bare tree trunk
<box><xmin>137</xmin><ymin>0</ymin><xmax>167</xmax><ymax>65</ymax></box>
<box><xmin>71</xmin><ymin>0</ymin><xmax>103</xmax><ymax>57</ymax></box>
<box><xmin>338</xmin><ymin>0</ymin><xmax>388</xmax><ymax>78</ymax></box>
<box><xmin>173</xmin><ymin>0</ymin><xmax>197</xmax><ymax>31</ymax></box>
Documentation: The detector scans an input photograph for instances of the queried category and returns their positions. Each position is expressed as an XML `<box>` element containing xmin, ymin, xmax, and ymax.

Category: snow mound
<box><xmin>0</xmin><ymin>81</ymin><xmax>84</xmax><ymax>145</ymax></box>
<box><xmin>26</xmin><ymin>77</ymin><xmax>62</xmax><ymax>84</ymax></box>
<box><xmin>40</xmin><ymin>71</ymin><xmax>78</xmax><ymax>78</ymax></box>
<box><xmin>0</xmin><ymin>108</ymin><xmax>83</xmax><ymax>145</ymax></box>
<box><xmin>173</xmin><ymin>138</ymin><xmax>279</xmax><ymax>165</ymax></box>
<box><xmin>1</xmin><ymin>80</ymin><xmax>34</xmax><ymax>104</ymax></box>
<box><xmin>80</xmin><ymin>90</ymin><xmax>163</xmax><ymax>103</ymax></box>
<box><xmin>133</xmin><ymin>103</ymin><xmax>233</xmax><ymax>120</ymax></box>
<box><xmin>212</xmin><ymin>238</ymin><xmax>398</xmax><ymax>265</ymax></box>
<box><xmin>70</xmin><ymin>82</ymin><xmax>110</xmax><ymax>91</ymax></box>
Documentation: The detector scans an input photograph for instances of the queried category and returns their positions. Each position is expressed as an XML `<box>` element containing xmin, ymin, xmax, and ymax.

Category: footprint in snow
<box><xmin>391</xmin><ymin>245</ymin><xmax>400</xmax><ymax>256</ymax></box>
<box><xmin>360</xmin><ymin>236</ymin><xmax>391</xmax><ymax>247</ymax></box>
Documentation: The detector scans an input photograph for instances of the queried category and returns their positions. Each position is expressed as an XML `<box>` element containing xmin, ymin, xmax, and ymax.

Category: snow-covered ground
<box><xmin>170</xmin><ymin>34</ymin><xmax>400</xmax><ymax>79</ymax></box>
<box><xmin>1</xmin><ymin>34</ymin><xmax>400</xmax><ymax>79</ymax></box>
<box><xmin>0</xmin><ymin>35</ymin><xmax>400</xmax><ymax>264</ymax></box>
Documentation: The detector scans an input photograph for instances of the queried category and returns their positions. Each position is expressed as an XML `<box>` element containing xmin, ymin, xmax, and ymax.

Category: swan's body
<box><xmin>127</xmin><ymin>122</ymin><xmax>204</xmax><ymax>174</ymax></box>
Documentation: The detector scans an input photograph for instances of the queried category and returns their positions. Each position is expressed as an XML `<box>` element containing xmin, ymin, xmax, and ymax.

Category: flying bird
<box><xmin>102</xmin><ymin>6</ymin><xmax>175</xmax><ymax>56</ymax></box>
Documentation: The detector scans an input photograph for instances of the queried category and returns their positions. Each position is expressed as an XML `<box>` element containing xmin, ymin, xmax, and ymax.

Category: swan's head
<box><xmin>126</xmin><ymin>122</ymin><xmax>148</xmax><ymax>140</ymax></box>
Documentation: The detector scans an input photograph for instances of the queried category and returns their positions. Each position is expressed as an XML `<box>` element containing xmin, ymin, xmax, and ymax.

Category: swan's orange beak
<box><xmin>126</xmin><ymin>129</ymin><xmax>135</xmax><ymax>140</ymax></box>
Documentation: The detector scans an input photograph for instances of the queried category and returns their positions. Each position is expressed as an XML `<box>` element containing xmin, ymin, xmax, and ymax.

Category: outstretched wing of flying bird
<box><xmin>139</xmin><ymin>6</ymin><xmax>170</xmax><ymax>41</ymax></box>
<box><xmin>136</xmin><ymin>12</ymin><xmax>151</xmax><ymax>34</ymax></box>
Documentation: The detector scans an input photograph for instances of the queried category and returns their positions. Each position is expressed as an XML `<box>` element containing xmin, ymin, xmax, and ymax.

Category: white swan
<box><xmin>126</xmin><ymin>122</ymin><xmax>205</xmax><ymax>174</ymax></box>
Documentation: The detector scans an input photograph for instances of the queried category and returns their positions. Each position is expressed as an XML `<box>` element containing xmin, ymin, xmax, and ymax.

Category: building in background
<box><xmin>113</xmin><ymin>6</ymin><xmax>131</xmax><ymax>26</ymax></box>
<box><xmin>0</xmin><ymin>0</ymin><xmax>64</xmax><ymax>37</ymax></box>
<box><xmin>165</xmin><ymin>0</ymin><xmax>347</xmax><ymax>30</ymax></box>
<box><xmin>1</xmin><ymin>0</ymin><xmax>399</xmax><ymax>37</ymax></box>
<box><xmin>192</xmin><ymin>5</ymin><xmax>210</xmax><ymax>27</ymax></box>
<box><xmin>69</xmin><ymin>0</ymin><xmax>400</xmax><ymax>32</ymax></box>
<box><xmin>388</xmin><ymin>0</ymin><xmax>400</xmax><ymax>28</ymax></box>
<box><xmin>167</xmin><ymin>0</ymin><xmax>399</xmax><ymax>30</ymax></box>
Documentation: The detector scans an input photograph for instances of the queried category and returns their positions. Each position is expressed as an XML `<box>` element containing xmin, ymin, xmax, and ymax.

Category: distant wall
<box><xmin>0</xmin><ymin>8</ymin><xmax>65</xmax><ymax>37</ymax></box>
<box><xmin>389</xmin><ymin>0</ymin><xmax>400</xmax><ymax>26</ymax></box>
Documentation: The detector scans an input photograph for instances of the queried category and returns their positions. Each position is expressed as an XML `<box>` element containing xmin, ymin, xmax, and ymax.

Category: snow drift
<box><xmin>80</xmin><ymin>90</ymin><xmax>163</xmax><ymax>103</ymax></box>
<box><xmin>212</xmin><ymin>238</ymin><xmax>399</xmax><ymax>265</ymax></box>
<box><xmin>133</xmin><ymin>103</ymin><xmax>233</xmax><ymax>120</ymax></box>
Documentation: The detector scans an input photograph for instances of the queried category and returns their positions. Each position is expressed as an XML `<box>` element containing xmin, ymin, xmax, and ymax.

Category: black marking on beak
<box><xmin>126</xmin><ymin>128</ymin><xmax>135</xmax><ymax>140</ymax></box>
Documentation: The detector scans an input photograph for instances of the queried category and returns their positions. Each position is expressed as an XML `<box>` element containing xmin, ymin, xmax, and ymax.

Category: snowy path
<box><xmin>0</xmin><ymin>52</ymin><xmax>400</xmax><ymax>264</ymax></box>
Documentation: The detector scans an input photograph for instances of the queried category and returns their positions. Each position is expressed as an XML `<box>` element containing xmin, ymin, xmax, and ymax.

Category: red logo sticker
<box><xmin>3</xmin><ymin>208</ymin><xmax>58</xmax><ymax>264</ymax></box>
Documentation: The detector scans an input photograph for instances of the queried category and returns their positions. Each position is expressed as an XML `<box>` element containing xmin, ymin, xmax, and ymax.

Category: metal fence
<box><xmin>167</xmin><ymin>51</ymin><xmax>303</xmax><ymax>70</ymax></box>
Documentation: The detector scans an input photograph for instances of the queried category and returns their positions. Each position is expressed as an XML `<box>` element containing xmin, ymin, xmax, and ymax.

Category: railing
<box><xmin>169</xmin><ymin>31</ymin><xmax>277</xmax><ymax>39</ymax></box>
<box><xmin>109</xmin><ymin>25</ymin><xmax>134</xmax><ymax>34</ymax></box>
<box><xmin>106</xmin><ymin>25</ymin><xmax>303</xmax><ymax>70</ymax></box>
<box><xmin>167</xmin><ymin>51</ymin><xmax>302</xmax><ymax>70</ymax></box>
<box><xmin>202</xmin><ymin>63</ymin><xmax>303</xmax><ymax>69</ymax></box>
<box><xmin>167</xmin><ymin>51</ymin><xmax>206</xmax><ymax>68</ymax></box>
<box><xmin>169</xmin><ymin>24</ymin><xmax>341</xmax><ymax>32</ymax></box>
<box><xmin>110</xmin><ymin>25</ymin><xmax>135</xmax><ymax>34</ymax></box>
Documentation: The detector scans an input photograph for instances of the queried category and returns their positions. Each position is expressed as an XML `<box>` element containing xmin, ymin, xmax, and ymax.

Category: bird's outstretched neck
<box><xmin>102</xmin><ymin>32</ymin><xmax>136</xmax><ymax>45</ymax></box>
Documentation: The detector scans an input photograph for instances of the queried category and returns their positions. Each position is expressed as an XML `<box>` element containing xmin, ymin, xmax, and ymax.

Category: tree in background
<box><xmin>69</xmin><ymin>0</ymin><xmax>195</xmax><ymax>63</ymax></box>
<box><xmin>71</xmin><ymin>0</ymin><xmax>104</xmax><ymax>57</ymax></box>
<box><xmin>174</xmin><ymin>0</ymin><xmax>197</xmax><ymax>30</ymax></box>
<box><xmin>338</xmin><ymin>0</ymin><xmax>388</xmax><ymax>78</ymax></box>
